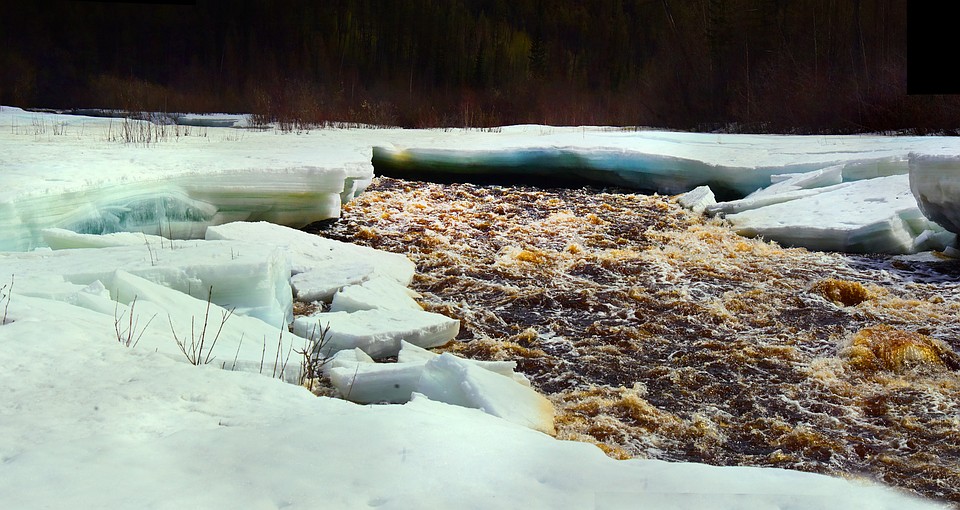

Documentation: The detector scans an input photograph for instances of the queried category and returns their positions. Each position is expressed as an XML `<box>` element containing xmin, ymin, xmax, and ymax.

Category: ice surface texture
<box><xmin>910</xmin><ymin>154</ymin><xmax>960</xmax><ymax>236</ymax></box>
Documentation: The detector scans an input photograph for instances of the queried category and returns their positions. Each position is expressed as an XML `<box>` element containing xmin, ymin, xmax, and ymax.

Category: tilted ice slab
<box><xmin>327</xmin><ymin>350</ymin><xmax>549</xmax><ymax>434</ymax></box>
<box><xmin>397</xmin><ymin>340</ymin><xmax>530</xmax><ymax>385</ymax></box>
<box><xmin>0</xmin><ymin>238</ymin><xmax>293</xmax><ymax>325</ymax></box>
<box><xmin>0</xmin><ymin>107</ymin><xmax>372</xmax><ymax>251</ymax></box>
<box><xmin>292</xmin><ymin>308</ymin><xmax>460</xmax><ymax>359</ymax></box>
<box><xmin>329</xmin><ymin>276</ymin><xmax>423</xmax><ymax>312</ymax></box>
<box><xmin>722</xmin><ymin>174</ymin><xmax>955</xmax><ymax>254</ymax></box>
<box><xmin>910</xmin><ymin>153</ymin><xmax>960</xmax><ymax>235</ymax></box>
<box><xmin>206</xmin><ymin>221</ymin><xmax>416</xmax><ymax>292</ymax></box>
<box><xmin>681</xmin><ymin>162</ymin><xmax>957</xmax><ymax>254</ymax></box>
<box><xmin>326</xmin><ymin>341</ymin><xmax>531</xmax><ymax>406</ymax></box>
<box><xmin>416</xmin><ymin>353</ymin><xmax>555</xmax><ymax>434</ymax></box>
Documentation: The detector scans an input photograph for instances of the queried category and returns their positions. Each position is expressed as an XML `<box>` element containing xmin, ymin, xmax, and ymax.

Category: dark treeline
<box><xmin>1</xmin><ymin>0</ymin><xmax>955</xmax><ymax>132</ymax></box>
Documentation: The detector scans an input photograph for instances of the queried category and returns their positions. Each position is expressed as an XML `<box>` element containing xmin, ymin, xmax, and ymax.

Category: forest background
<box><xmin>1</xmin><ymin>0</ymin><xmax>955</xmax><ymax>133</ymax></box>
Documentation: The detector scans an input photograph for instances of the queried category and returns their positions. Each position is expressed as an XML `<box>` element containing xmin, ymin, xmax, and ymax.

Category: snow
<box><xmin>0</xmin><ymin>107</ymin><xmax>952</xmax><ymax>508</ymax></box>
<box><xmin>106</xmin><ymin>270</ymin><xmax>306</xmax><ymax>380</ymax></box>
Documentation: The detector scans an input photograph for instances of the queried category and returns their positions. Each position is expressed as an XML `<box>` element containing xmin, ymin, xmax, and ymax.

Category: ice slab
<box><xmin>748</xmin><ymin>164</ymin><xmax>844</xmax><ymax>198</ymax></box>
<box><xmin>373</xmin><ymin>142</ymin><xmax>918</xmax><ymax>199</ymax></box>
<box><xmin>705</xmin><ymin>182</ymin><xmax>854</xmax><ymax>216</ymax></box>
<box><xmin>373</xmin><ymin>146</ymin><xmax>834</xmax><ymax>197</ymax></box>
<box><xmin>291</xmin><ymin>308</ymin><xmax>460</xmax><ymax>359</ymax></box>
<box><xmin>909</xmin><ymin>154</ymin><xmax>960</xmax><ymax>235</ymax></box>
<box><xmin>724</xmin><ymin>174</ymin><xmax>956</xmax><ymax>254</ymax></box>
<box><xmin>330</xmin><ymin>276</ymin><xmax>423</xmax><ymax>312</ymax></box>
<box><xmin>289</xmin><ymin>260</ymin><xmax>374</xmax><ymax>302</ymax></box>
<box><xmin>329</xmin><ymin>344</ymin><xmax>534</xmax><ymax>415</ymax></box>
<box><xmin>42</xmin><ymin>227</ymin><xmax>170</xmax><ymax>249</ymax></box>
<box><xmin>0</xmin><ymin>239</ymin><xmax>293</xmax><ymax>325</ymax></box>
<box><xmin>415</xmin><ymin>353</ymin><xmax>556</xmax><ymax>434</ymax></box>
<box><xmin>206</xmin><ymin>221</ymin><xmax>415</xmax><ymax>286</ymax></box>
<box><xmin>677</xmin><ymin>185</ymin><xmax>716</xmax><ymax>214</ymax></box>
<box><xmin>397</xmin><ymin>340</ymin><xmax>530</xmax><ymax>386</ymax></box>
<box><xmin>0</xmin><ymin>172</ymin><xmax>346</xmax><ymax>252</ymax></box>
<box><xmin>704</xmin><ymin>165</ymin><xmax>878</xmax><ymax>216</ymax></box>
<box><xmin>321</xmin><ymin>347</ymin><xmax>376</xmax><ymax>378</ymax></box>
<box><xmin>329</xmin><ymin>362</ymin><xmax>427</xmax><ymax>404</ymax></box>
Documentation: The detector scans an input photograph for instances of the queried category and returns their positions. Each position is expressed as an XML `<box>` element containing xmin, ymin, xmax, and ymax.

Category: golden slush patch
<box><xmin>810</xmin><ymin>278</ymin><xmax>872</xmax><ymax>306</ymax></box>
<box><xmin>844</xmin><ymin>324</ymin><xmax>956</xmax><ymax>371</ymax></box>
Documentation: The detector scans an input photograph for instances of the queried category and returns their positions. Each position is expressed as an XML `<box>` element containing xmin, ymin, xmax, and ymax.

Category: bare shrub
<box><xmin>114</xmin><ymin>295</ymin><xmax>157</xmax><ymax>348</ymax></box>
<box><xmin>296</xmin><ymin>322</ymin><xmax>333</xmax><ymax>391</ymax></box>
<box><xmin>169</xmin><ymin>286</ymin><xmax>233</xmax><ymax>365</ymax></box>
<box><xmin>1</xmin><ymin>275</ymin><xmax>12</xmax><ymax>325</ymax></box>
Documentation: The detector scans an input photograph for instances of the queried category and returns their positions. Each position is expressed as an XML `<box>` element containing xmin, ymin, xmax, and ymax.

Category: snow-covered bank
<box><xmin>0</xmin><ymin>288</ymin><xmax>942</xmax><ymax>509</ymax></box>
<box><xmin>0</xmin><ymin>107</ymin><xmax>371</xmax><ymax>251</ymax></box>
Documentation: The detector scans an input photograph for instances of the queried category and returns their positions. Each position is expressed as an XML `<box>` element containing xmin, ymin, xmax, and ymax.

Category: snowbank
<box><xmin>0</xmin><ymin>291</ymin><xmax>942</xmax><ymax>509</ymax></box>
<box><xmin>0</xmin><ymin>107</ymin><xmax>371</xmax><ymax>251</ymax></box>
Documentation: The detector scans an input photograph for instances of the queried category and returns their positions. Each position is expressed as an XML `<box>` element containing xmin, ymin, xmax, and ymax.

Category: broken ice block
<box><xmin>291</xmin><ymin>308</ymin><xmax>459</xmax><ymax>359</ymax></box>
<box><xmin>415</xmin><ymin>353</ymin><xmax>555</xmax><ymax>434</ymax></box>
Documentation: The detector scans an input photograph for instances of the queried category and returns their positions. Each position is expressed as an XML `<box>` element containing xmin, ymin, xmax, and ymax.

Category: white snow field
<box><xmin>0</xmin><ymin>107</ymin><xmax>371</xmax><ymax>252</ymax></box>
<box><xmin>0</xmin><ymin>107</ymin><xmax>953</xmax><ymax>508</ymax></box>
<box><xmin>0</xmin><ymin>291</ymin><xmax>945</xmax><ymax>509</ymax></box>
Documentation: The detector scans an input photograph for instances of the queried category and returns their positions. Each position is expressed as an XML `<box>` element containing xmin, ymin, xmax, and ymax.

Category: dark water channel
<box><xmin>312</xmin><ymin>177</ymin><xmax>960</xmax><ymax>506</ymax></box>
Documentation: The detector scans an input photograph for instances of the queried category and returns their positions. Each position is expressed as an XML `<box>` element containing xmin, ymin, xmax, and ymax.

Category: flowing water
<box><xmin>312</xmin><ymin>177</ymin><xmax>960</xmax><ymax>506</ymax></box>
